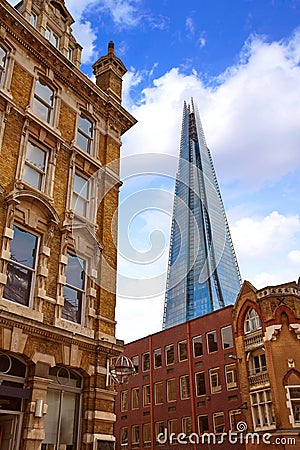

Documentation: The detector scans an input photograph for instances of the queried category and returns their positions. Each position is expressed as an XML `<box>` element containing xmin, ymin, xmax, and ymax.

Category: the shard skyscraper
<box><xmin>163</xmin><ymin>99</ymin><xmax>241</xmax><ymax>329</ymax></box>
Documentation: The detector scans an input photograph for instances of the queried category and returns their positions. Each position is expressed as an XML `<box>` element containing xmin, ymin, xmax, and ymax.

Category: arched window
<box><xmin>244</xmin><ymin>308</ymin><xmax>262</xmax><ymax>333</ymax></box>
<box><xmin>42</xmin><ymin>367</ymin><xmax>82</xmax><ymax>450</ymax></box>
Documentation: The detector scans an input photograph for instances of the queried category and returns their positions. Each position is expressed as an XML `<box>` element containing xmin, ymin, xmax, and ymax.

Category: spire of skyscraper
<box><xmin>163</xmin><ymin>99</ymin><xmax>241</xmax><ymax>329</ymax></box>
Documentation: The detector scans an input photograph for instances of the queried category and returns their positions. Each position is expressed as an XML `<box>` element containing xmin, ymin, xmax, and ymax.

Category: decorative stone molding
<box><xmin>31</xmin><ymin>351</ymin><xmax>55</xmax><ymax>366</ymax></box>
<box><xmin>289</xmin><ymin>324</ymin><xmax>300</xmax><ymax>339</ymax></box>
<box><xmin>264</xmin><ymin>324</ymin><xmax>282</xmax><ymax>341</ymax></box>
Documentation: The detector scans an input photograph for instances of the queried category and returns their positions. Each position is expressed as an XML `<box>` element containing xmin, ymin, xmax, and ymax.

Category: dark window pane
<box><xmin>62</xmin><ymin>286</ymin><xmax>82</xmax><ymax>323</ymax></box>
<box><xmin>4</xmin><ymin>263</ymin><xmax>32</xmax><ymax>306</ymax></box>
<box><xmin>10</xmin><ymin>226</ymin><xmax>37</xmax><ymax>268</ymax></box>
<box><xmin>65</xmin><ymin>254</ymin><xmax>85</xmax><ymax>290</ymax></box>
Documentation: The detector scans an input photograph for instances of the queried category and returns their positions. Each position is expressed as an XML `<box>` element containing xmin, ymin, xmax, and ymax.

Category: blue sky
<box><xmin>11</xmin><ymin>0</ymin><xmax>300</xmax><ymax>342</ymax></box>
<box><xmin>67</xmin><ymin>0</ymin><xmax>300</xmax><ymax>343</ymax></box>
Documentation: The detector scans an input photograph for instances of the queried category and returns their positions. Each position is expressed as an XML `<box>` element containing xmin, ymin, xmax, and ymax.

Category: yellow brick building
<box><xmin>233</xmin><ymin>280</ymin><xmax>300</xmax><ymax>449</ymax></box>
<box><xmin>0</xmin><ymin>0</ymin><xmax>136</xmax><ymax>449</ymax></box>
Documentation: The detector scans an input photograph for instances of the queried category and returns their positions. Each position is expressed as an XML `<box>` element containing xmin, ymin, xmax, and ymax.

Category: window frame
<box><xmin>45</xmin><ymin>26</ymin><xmax>60</xmax><ymax>48</ymax></box>
<box><xmin>286</xmin><ymin>386</ymin><xmax>300</xmax><ymax>427</ymax></box>
<box><xmin>153</xmin><ymin>348</ymin><xmax>162</xmax><ymax>369</ymax></box>
<box><xmin>167</xmin><ymin>378</ymin><xmax>176</xmax><ymax>403</ymax></box>
<box><xmin>221</xmin><ymin>325</ymin><xmax>233</xmax><ymax>349</ymax></box>
<box><xmin>3</xmin><ymin>225</ymin><xmax>39</xmax><ymax>308</ymax></box>
<box><xmin>206</xmin><ymin>330</ymin><xmax>218</xmax><ymax>353</ymax></box>
<box><xmin>120</xmin><ymin>390</ymin><xmax>128</xmax><ymax>412</ymax></box>
<box><xmin>195</xmin><ymin>371</ymin><xmax>206</xmax><ymax>396</ymax></box>
<box><xmin>209</xmin><ymin>367</ymin><xmax>222</xmax><ymax>394</ymax></box>
<box><xmin>76</xmin><ymin>114</ymin><xmax>94</xmax><ymax>155</ymax></box>
<box><xmin>72</xmin><ymin>172</ymin><xmax>91</xmax><ymax>219</ymax></box>
<box><xmin>142</xmin><ymin>352</ymin><xmax>150</xmax><ymax>372</ymax></box>
<box><xmin>143</xmin><ymin>384</ymin><xmax>151</xmax><ymax>407</ymax></box>
<box><xmin>250</xmin><ymin>389</ymin><xmax>275</xmax><ymax>430</ymax></box>
<box><xmin>213</xmin><ymin>412</ymin><xmax>225</xmax><ymax>434</ymax></box>
<box><xmin>198</xmin><ymin>415</ymin><xmax>209</xmax><ymax>435</ymax></box>
<box><xmin>142</xmin><ymin>423</ymin><xmax>151</xmax><ymax>446</ymax></box>
<box><xmin>22</xmin><ymin>139</ymin><xmax>49</xmax><ymax>192</ymax></box>
<box><xmin>131</xmin><ymin>425</ymin><xmax>140</xmax><ymax>445</ymax></box>
<box><xmin>131</xmin><ymin>387</ymin><xmax>139</xmax><ymax>410</ymax></box>
<box><xmin>32</xmin><ymin>79</ymin><xmax>55</xmax><ymax>124</ymax></box>
<box><xmin>165</xmin><ymin>344</ymin><xmax>174</xmax><ymax>365</ymax></box>
<box><xmin>244</xmin><ymin>308</ymin><xmax>262</xmax><ymax>334</ymax></box>
<box><xmin>178</xmin><ymin>340</ymin><xmax>188</xmax><ymax>361</ymax></box>
<box><xmin>193</xmin><ymin>335</ymin><xmax>203</xmax><ymax>357</ymax></box>
<box><xmin>61</xmin><ymin>252</ymin><xmax>87</xmax><ymax>325</ymax></box>
<box><xmin>225</xmin><ymin>364</ymin><xmax>238</xmax><ymax>390</ymax></box>
<box><xmin>180</xmin><ymin>374</ymin><xmax>190</xmax><ymax>400</ymax></box>
<box><xmin>43</xmin><ymin>366</ymin><xmax>82</xmax><ymax>450</ymax></box>
<box><xmin>0</xmin><ymin>43</ymin><xmax>8</xmax><ymax>87</ymax></box>
<box><xmin>154</xmin><ymin>381</ymin><xmax>163</xmax><ymax>405</ymax></box>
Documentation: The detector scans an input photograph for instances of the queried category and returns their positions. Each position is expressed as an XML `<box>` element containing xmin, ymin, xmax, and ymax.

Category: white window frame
<box><xmin>76</xmin><ymin>114</ymin><xmax>94</xmax><ymax>154</ymax></box>
<box><xmin>142</xmin><ymin>352</ymin><xmax>150</xmax><ymax>372</ymax></box>
<box><xmin>131</xmin><ymin>425</ymin><xmax>140</xmax><ymax>445</ymax></box>
<box><xmin>286</xmin><ymin>386</ymin><xmax>300</xmax><ymax>427</ymax></box>
<box><xmin>45</xmin><ymin>26</ymin><xmax>60</xmax><ymax>48</ymax></box>
<box><xmin>209</xmin><ymin>367</ymin><xmax>221</xmax><ymax>394</ymax></box>
<box><xmin>245</xmin><ymin>308</ymin><xmax>262</xmax><ymax>333</ymax></box>
<box><xmin>206</xmin><ymin>330</ymin><xmax>218</xmax><ymax>353</ymax></box>
<box><xmin>72</xmin><ymin>173</ymin><xmax>91</xmax><ymax>219</ymax></box>
<box><xmin>178</xmin><ymin>340</ymin><xmax>188</xmax><ymax>361</ymax></box>
<box><xmin>167</xmin><ymin>378</ymin><xmax>176</xmax><ymax>403</ymax></box>
<box><xmin>180</xmin><ymin>375</ymin><xmax>190</xmax><ymax>400</ymax></box>
<box><xmin>165</xmin><ymin>344</ymin><xmax>174</xmax><ymax>365</ymax></box>
<box><xmin>195</xmin><ymin>371</ymin><xmax>206</xmax><ymax>396</ymax></box>
<box><xmin>131</xmin><ymin>387</ymin><xmax>139</xmax><ymax>409</ymax></box>
<box><xmin>120</xmin><ymin>390</ymin><xmax>128</xmax><ymax>412</ymax></box>
<box><xmin>23</xmin><ymin>140</ymin><xmax>48</xmax><ymax>192</ymax></box>
<box><xmin>142</xmin><ymin>423</ymin><xmax>151</xmax><ymax>445</ymax></box>
<box><xmin>154</xmin><ymin>381</ymin><xmax>163</xmax><ymax>405</ymax></box>
<box><xmin>4</xmin><ymin>225</ymin><xmax>39</xmax><ymax>308</ymax></box>
<box><xmin>143</xmin><ymin>384</ymin><xmax>151</xmax><ymax>407</ymax></box>
<box><xmin>198</xmin><ymin>415</ymin><xmax>209</xmax><ymax>435</ymax></box>
<box><xmin>120</xmin><ymin>427</ymin><xmax>128</xmax><ymax>447</ymax></box>
<box><xmin>153</xmin><ymin>348</ymin><xmax>162</xmax><ymax>369</ymax></box>
<box><xmin>32</xmin><ymin>79</ymin><xmax>55</xmax><ymax>124</ymax></box>
<box><xmin>221</xmin><ymin>325</ymin><xmax>233</xmax><ymax>349</ymax></box>
<box><xmin>229</xmin><ymin>410</ymin><xmax>243</xmax><ymax>431</ymax></box>
<box><xmin>193</xmin><ymin>335</ymin><xmax>203</xmax><ymax>357</ymax></box>
<box><xmin>213</xmin><ymin>412</ymin><xmax>225</xmax><ymax>434</ymax></box>
<box><xmin>250</xmin><ymin>389</ymin><xmax>275</xmax><ymax>430</ymax></box>
<box><xmin>0</xmin><ymin>44</ymin><xmax>7</xmax><ymax>87</ymax></box>
<box><xmin>225</xmin><ymin>364</ymin><xmax>237</xmax><ymax>390</ymax></box>
<box><xmin>62</xmin><ymin>252</ymin><xmax>87</xmax><ymax>325</ymax></box>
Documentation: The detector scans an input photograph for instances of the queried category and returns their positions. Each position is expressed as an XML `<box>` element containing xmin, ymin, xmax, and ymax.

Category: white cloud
<box><xmin>115</xmin><ymin>294</ymin><xmax>164</xmax><ymax>343</ymax></box>
<box><xmin>186</xmin><ymin>17</ymin><xmax>195</xmax><ymax>36</ymax></box>
<box><xmin>288</xmin><ymin>250</ymin><xmax>300</xmax><ymax>265</ymax></box>
<box><xmin>231</xmin><ymin>211</ymin><xmax>300</xmax><ymax>258</ymax></box>
<box><xmin>123</xmin><ymin>30</ymin><xmax>300</xmax><ymax>190</ymax></box>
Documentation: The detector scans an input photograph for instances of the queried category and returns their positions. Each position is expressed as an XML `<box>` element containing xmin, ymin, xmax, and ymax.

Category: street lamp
<box><xmin>109</xmin><ymin>355</ymin><xmax>135</xmax><ymax>384</ymax></box>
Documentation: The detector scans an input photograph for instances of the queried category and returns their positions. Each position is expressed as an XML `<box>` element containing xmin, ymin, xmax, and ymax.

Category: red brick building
<box><xmin>115</xmin><ymin>305</ymin><xmax>245</xmax><ymax>450</ymax></box>
<box><xmin>233</xmin><ymin>280</ymin><xmax>300</xmax><ymax>450</ymax></box>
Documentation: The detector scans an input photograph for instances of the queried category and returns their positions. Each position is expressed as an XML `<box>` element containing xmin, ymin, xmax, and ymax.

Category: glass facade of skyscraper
<box><xmin>163</xmin><ymin>100</ymin><xmax>241</xmax><ymax>329</ymax></box>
